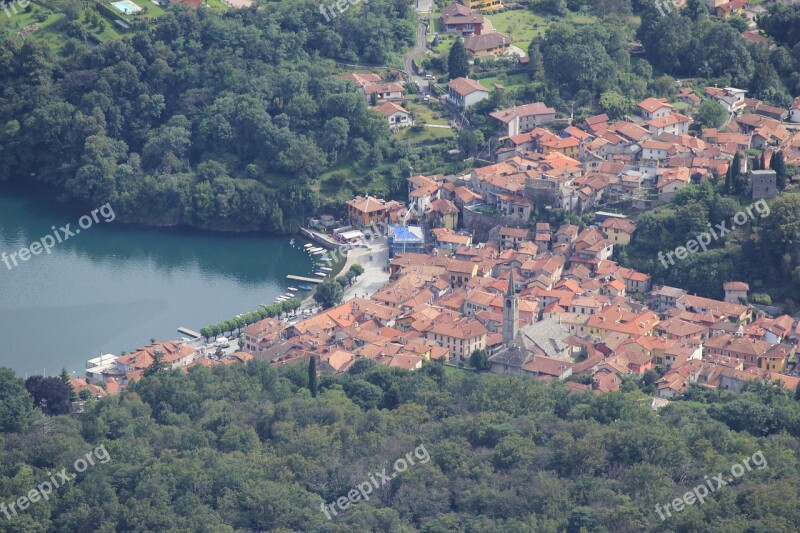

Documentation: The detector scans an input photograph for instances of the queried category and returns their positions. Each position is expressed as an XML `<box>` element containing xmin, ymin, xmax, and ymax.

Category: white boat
<box><xmin>287</xmin><ymin>287</ymin><xmax>298</xmax><ymax>292</ymax></box>
<box><xmin>315</xmin><ymin>271</ymin><xmax>328</xmax><ymax>277</ymax></box>
<box><xmin>319</xmin><ymin>267</ymin><xmax>332</xmax><ymax>272</ymax></box>
<box><xmin>312</xmin><ymin>250</ymin><xmax>326</xmax><ymax>255</ymax></box>
<box><xmin>318</xmin><ymin>257</ymin><xmax>332</xmax><ymax>262</ymax></box>
<box><xmin>303</xmin><ymin>243</ymin><xmax>313</xmax><ymax>249</ymax></box>
<box><xmin>309</xmin><ymin>247</ymin><xmax>324</xmax><ymax>253</ymax></box>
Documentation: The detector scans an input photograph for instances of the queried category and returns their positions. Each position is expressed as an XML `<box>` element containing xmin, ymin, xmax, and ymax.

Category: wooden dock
<box><xmin>287</xmin><ymin>275</ymin><xmax>324</xmax><ymax>284</ymax></box>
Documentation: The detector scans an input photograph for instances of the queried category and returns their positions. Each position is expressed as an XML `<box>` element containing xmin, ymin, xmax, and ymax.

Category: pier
<box><xmin>177</xmin><ymin>327</ymin><xmax>202</xmax><ymax>339</ymax></box>
<box><xmin>286</xmin><ymin>275</ymin><xmax>324</xmax><ymax>284</ymax></box>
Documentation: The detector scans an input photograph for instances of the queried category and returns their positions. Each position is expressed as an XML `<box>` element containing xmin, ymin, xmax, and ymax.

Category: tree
<box><xmin>469</xmin><ymin>349</ymin><xmax>491</xmax><ymax>371</ymax></box>
<box><xmin>457</xmin><ymin>128</ymin><xmax>485</xmax><ymax>155</ymax></box>
<box><xmin>308</xmin><ymin>356</ymin><xmax>318</xmax><ymax>398</ymax></box>
<box><xmin>24</xmin><ymin>376</ymin><xmax>73</xmax><ymax>415</ymax></box>
<box><xmin>599</xmin><ymin>91</ymin><xmax>633</xmax><ymax>120</ymax></box>
<box><xmin>448</xmin><ymin>39</ymin><xmax>469</xmax><ymax>80</ymax></box>
<box><xmin>695</xmin><ymin>100</ymin><xmax>727</xmax><ymax>128</ymax></box>
<box><xmin>348</xmin><ymin>264</ymin><xmax>364</xmax><ymax>278</ymax></box>
<box><xmin>771</xmin><ymin>150</ymin><xmax>787</xmax><ymax>190</ymax></box>
<box><xmin>313</xmin><ymin>278</ymin><xmax>343</xmax><ymax>308</ymax></box>
<box><xmin>0</xmin><ymin>368</ymin><xmax>36</xmax><ymax>432</ymax></box>
<box><xmin>527</xmin><ymin>39</ymin><xmax>544</xmax><ymax>80</ymax></box>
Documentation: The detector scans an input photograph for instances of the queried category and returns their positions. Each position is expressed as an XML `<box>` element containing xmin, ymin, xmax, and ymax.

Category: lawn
<box><xmin>0</xmin><ymin>8</ymin><xmax>69</xmax><ymax>52</ymax></box>
<box><xmin>485</xmin><ymin>9</ymin><xmax>599</xmax><ymax>51</ymax></box>
<box><xmin>443</xmin><ymin>364</ymin><xmax>474</xmax><ymax>376</ymax></box>
<box><xmin>405</xmin><ymin>99</ymin><xmax>451</xmax><ymax>126</ymax></box>
<box><xmin>396</xmin><ymin>125</ymin><xmax>456</xmax><ymax>143</ymax></box>
<box><xmin>478</xmin><ymin>72</ymin><xmax>528</xmax><ymax>90</ymax></box>
<box><xmin>486</xmin><ymin>9</ymin><xmax>548</xmax><ymax>48</ymax></box>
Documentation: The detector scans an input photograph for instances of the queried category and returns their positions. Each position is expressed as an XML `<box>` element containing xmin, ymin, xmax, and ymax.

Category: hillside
<box><xmin>1</xmin><ymin>361</ymin><xmax>799</xmax><ymax>531</ymax></box>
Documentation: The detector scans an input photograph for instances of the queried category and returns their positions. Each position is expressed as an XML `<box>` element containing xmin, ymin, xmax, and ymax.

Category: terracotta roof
<box><xmin>373</xmin><ymin>101</ymin><xmax>409</xmax><ymax>117</ymax></box>
<box><xmin>464</xmin><ymin>32</ymin><xmax>511</xmax><ymax>53</ymax></box>
<box><xmin>490</xmin><ymin>102</ymin><xmax>556</xmax><ymax>124</ymax></box>
<box><xmin>447</xmin><ymin>77</ymin><xmax>488</xmax><ymax>96</ymax></box>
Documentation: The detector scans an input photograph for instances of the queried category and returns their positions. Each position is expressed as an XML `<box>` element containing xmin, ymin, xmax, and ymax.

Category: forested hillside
<box><xmin>0</xmin><ymin>2</ymin><xmax>415</xmax><ymax>233</ymax></box>
<box><xmin>1</xmin><ymin>361</ymin><xmax>799</xmax><ymax>531</ymax></box>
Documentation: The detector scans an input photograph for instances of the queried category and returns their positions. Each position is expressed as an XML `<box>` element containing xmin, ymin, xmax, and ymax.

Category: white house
<box><xmin>705</xmin><ymin>86</ymin><xmax>746</xmax><ymax>114</ymax></box>
<box><xmin>790</xmin><ymin>96</ymin><xmax>800</xmax><ymax>123</ymax></box>
<box><xmin>490</xmin><ymin>102</ymin><xmax>557</xmax><ymax>137</ymax></box>
<box><xmin>374</xmin><ymin>102</ymin><xmax>412</xmax><ymax>129</ymax></box>
<box><xmin>638</xmin><ymin>98</ymin><xmax>674</xmax><ymax>120</ymax></box>
<box><xmin>447</xmin><ymin>77</ymin><xmax>490</xmax><ymax>109</ymax></box>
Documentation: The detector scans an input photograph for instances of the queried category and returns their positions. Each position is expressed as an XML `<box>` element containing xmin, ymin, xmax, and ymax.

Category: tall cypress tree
<box><xmin>308</xmin><ymin>356</ymin><xmax>318</xmax><ymax>398</ymax></box>
<box><xmin>771</xmin><ymin>150</ymin><xmax>786</xmax><ymax>190</ymax></box>
<box><xmin>731</xmin><ymin>152</ymin><xmax>746</xmax><ymax>196</ymax></box>
<box><xmin>448</xmin><ymin>39</ymin><xmax>469</xmax><ymax>80</ymax></box>
<box><xmin>725</xmin><ymin>165</ymin><xmax>732</xmax><ymax>194</ymax></box>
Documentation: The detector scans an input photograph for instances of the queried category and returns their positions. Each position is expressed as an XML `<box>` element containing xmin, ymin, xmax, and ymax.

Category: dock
<box><xmin>177</xmin><ymin>327</ymin><xmax>202</xmax><ymax>339</ymax></box>
<box><xmin>287</xmin><ymin>274</ymin><xmax>324</xmax><ymax>284</ymax></box>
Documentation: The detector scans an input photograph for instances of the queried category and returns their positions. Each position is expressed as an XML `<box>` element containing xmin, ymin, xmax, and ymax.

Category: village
<box><xmin>71</xmin><ymin>72</ymin><xmax>800</xmax><ymax>406</ymax></box>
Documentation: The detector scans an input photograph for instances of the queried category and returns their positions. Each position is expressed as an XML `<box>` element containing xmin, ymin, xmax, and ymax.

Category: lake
<box><xmin>0</xmin><ymin>187</ymin><xmax>316</xmax><ymax>377</ymax></box>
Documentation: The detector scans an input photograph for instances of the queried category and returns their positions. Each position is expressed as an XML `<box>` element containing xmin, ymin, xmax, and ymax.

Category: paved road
<box><xmin>404</xmin><ymin>21</ymin><xmax>429</xmax><ymax>90</ymax></box>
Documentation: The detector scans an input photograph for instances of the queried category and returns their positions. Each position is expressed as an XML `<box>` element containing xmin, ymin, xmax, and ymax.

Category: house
<box><xmin>464</xmin><ymin>31</ymin><xmax>511</xmax><ymax>57</ymax></box>
<box><xmin>346</xmin><ymin>196</ymin><xmax>388</xmax><ymax>227</ymax></box>
<box><xmin>363</xmin><ymin>82</ymin><xmax>404</xmax><ymax>102</ymax></box>
<box><xmin>646</xmin><ymin>113</ymin><xmax>692</xmax><ymax>136</ymax></box>
<box><xmin>242</xmin><ymin>317</ymin><xmax>283</xmax><ymax>352</ymax></box>
<box><xmin>724</xmin><ymin>281</ymin><xmax>749</xmax><ymax>304</ymax></box>
<box><xmin>656</xmin><ymin>167</ymin><xmax>691</xmax><ymax>202</ymax></box>
<box><xmin>426</xmin><ymin>198</ymin><xmax>460</xmax><ymax>229</ymax></box>
<box><xmin>676</xmin><ymin>87</ymin><xmax>701</xmax><ymax>107</ymax></box>
<box><xmin>425</xmin><ymin>316</ymin><xmax>488</xmax><ymax>362</ymax></box>
<box><xmin>499</xmin><ymin>227</ymin><xmax>531</xmax><ymax>250</ymax></box>
<box><xmin>638</xmin><ymin>97</ymin><xmax>673</xmax><ymax>120</ymax></box>
<box><xmin>389</xmin><ymin>225</ymin><xmax>425</xmax><ymax>257</ymax></box>
<box><xmin>676</xmin><ymin>294</ymin><xmax>752</xmax><ymax>323</ymax></box>
<box><xmin>705</xmin><ymin>86</ymin><xmax>746</xmax><ymax>114</ymax></box>
<box><xmin>790</xmin><ymin>97</ymin><xmax>800</xmax><ymax>124</ymax></box>
<box><xmin>447</xmin><ymin>77</ymin><xmax>490</xmax><ymax>108</ymax></box>
<box><xmin>600</xmin><ymin>217</ymin><xmax>636</xmax><ymax>246</ymax></box>
<box><xmin>457</xmin><ymin>0</ymin><xmax>503</xmax><ymax>13</ymax></box>
<box><xmin>432</xmin><ymin>227</ymin><xmax>470</xmax><ymax>249</ymax></box>
<box><xmin>707</xmin><ymin>0</ymin><xmax>746</xmax><ymax>18</ymax></box>
<box><xmin>490</xmin><ymin>102</ymin><xmax>557</xmax><ymax>137</ymax></box>
<box><xmin>374</xmin><ymin>102</ymin><xmax>412</xmax><ymax>129</ymax></box>
<box><xmin>751</xmin><ymin>169</ymin><xmax>777</xmax><ymax>200</ymax></box>
<box><xmin>441</xmin><ymin>3</ymin><xmax>484</xmax><ymax>35</ymax></box>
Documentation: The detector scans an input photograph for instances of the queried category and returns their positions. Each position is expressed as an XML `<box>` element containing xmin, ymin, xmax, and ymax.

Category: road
<box><xmin>404</xmin><ymin>21</ymin><xmax>429</xmax><ymax>91</ymax></box>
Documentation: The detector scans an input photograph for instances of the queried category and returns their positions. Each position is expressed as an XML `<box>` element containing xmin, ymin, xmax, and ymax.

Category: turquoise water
<box><xmin>112</xmin><ymin>0</ymin><xmax>141</xmax><ymax>13</ymax></box>
<box><xmin>0</xmin><ymin>188</ymin><xmax>314</xmax><ymax>377</ymax></box>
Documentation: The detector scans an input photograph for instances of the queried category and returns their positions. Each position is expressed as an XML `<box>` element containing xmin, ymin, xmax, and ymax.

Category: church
<box><xmin>489</xmin><ymin>270</ymin><xmax>576</xmax><ymax>379</ymax></box>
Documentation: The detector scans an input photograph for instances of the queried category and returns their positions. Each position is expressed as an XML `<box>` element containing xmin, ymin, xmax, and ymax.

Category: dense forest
<box><xmin>0</xmin><ymin>2</ymin><xmax>415</xmax><ymax>233</ymax></box>
<box><xmin>1</xmin><ymin>361</ymin><xmax>799</xmax><ymax>531</ymax></box>
<box><xmin>516</xmin><ymin>0</ymin><xmax>800</xmax><ymax>114</ymax></box>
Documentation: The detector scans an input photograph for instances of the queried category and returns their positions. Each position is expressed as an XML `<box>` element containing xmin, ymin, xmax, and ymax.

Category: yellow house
<box><xmin>459</xmin><ymin>0</ymin><xmax>502</xmax><ymax>12</ymax></box>
<box><xmin>464</xmin><ymin>31</ymin><xmax>511</xmax><ymax>57</ymax></box>
<box><xmin>539</xmin><ymin>135</ymin><xmax>580</xmax><ymax>158</ymax></box>
<box><xmin>599</xmin><ymin>217</ymin><xmax>636</xmax><ymax>246</ymax></box>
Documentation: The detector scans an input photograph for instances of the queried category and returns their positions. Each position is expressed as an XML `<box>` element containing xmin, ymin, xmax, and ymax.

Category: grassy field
<box><xmin>478</xmin><ymin>72</ymin><xmax>528</xmax><ymax>90</ymax></box>
<box><xmin>486</xmin><ymin>9</ymin><xmax>549</xmax><ymax>49</ymax></box>
<box><xmin>443</xmin><ymin>364</ymin><xmax>474</xmax><ymax>376</ymax></box>
<box><xmin>396</xmin><ymin>125</ymin><xmax>456</xmax><ymax>143</ymax></box>
<box><xmin>405</xmin><ymin>98</ymin><xmax>451</xmax><ymax>126</ymax></box>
